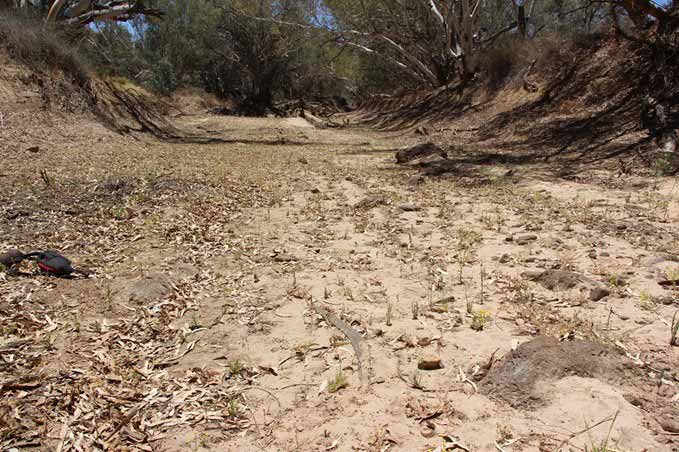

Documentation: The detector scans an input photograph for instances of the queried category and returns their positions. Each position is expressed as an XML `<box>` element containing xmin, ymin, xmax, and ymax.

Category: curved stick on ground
<box><xmin>313</xmin><ymin>304</ymin><xmax>369</xmax><ymax>387</ymax></box>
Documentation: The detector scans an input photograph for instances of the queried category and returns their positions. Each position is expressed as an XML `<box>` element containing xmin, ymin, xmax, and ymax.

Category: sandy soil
<box><xmin>1</xmin><ymin>67</ymin><xmax>679</xmax><ymax>451</ymax></box>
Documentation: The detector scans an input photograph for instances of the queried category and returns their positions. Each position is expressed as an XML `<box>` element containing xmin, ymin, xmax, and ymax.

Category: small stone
<box><xmin>26</xmin><ymin>146</ymin><xmax>40</xmax><ymax>153</ymax></box>
<box><xmin>420</xmin><ymin>424</ymin><xmax>436</xmax><ymax>438</ymax></box>
<box><xmin>298</xmin><ymin>157</ymin><xmax>308</xmax><ymax>164</ymax></box>
<box><xmin>399</xmin><ymin>203</ymin><xmax>420</xmax><ymax>212</ymax></box>
<box><xmin>589</xmin><ymin>287</ymin><xmax>611</xmax><ymax>301</ymax></box>
<box><xmin>274</xmin><ymin>253</ymin><xmax>298</xmax><ymax>262</ymax></box>
<box><xmin>310</xmin><ymin>188</ymin><xmax>320</xmax><ymax>194</ymax></box>
<box><xmin>658</xmin><ymin>296</ymin><xmax>676</xmax><ymax>305</ymax></box>
<box><xmin>499</xmin><ymin>254</ymin><xmax>511</xmax><ymax>264</ymax></box>
<box><xmin>505</xmin><ymin>236</ymin><xmax>514</xmax><ymax>242</ymax></box>
<box><xmin>588</xmin><ymin>250</ymin><xmax>597</xmax><ymax>259</ymax></box>
<box><xmin>418</xmin><ymin>354</ymin><xmax>443</xmax><ymax>370</ymax></box>
<box><xmin>517</xmin><ymin>234</ymin><xmax>538</xmax><ymax>242</ymax></box>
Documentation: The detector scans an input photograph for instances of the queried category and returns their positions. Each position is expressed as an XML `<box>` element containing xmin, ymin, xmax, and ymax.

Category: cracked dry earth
<box><xmin>1</xmin><ymin>111</ymin><xmax>679</xmax><ymax>452</ymax></box>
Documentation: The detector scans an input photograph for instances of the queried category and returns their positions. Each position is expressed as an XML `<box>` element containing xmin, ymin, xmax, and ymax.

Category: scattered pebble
<box><xmin>418</xmin><ymin>354</ymin><xmax>443</xmax><ymax>370</ymax></box>
<box><xmin>399</xmin><ymin>202</ymin><xmax>420</xmax><ymax>212</ymax></box>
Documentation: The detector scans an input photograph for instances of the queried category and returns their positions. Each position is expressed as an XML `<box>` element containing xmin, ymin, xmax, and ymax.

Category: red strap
<box><xmin>38</xmin><ymin>262</ymin><xmax>57</xmax><ymax>273</ymax></box>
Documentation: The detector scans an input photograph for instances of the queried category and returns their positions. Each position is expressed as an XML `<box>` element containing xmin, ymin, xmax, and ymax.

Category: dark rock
<box><xmin>273</xmin><ymin>253</ymin><xmax>298</xmax><ymax>263</ymax></box>
<box><xmin>658</xmin><ymin>279</ymin><xmax>679</xmax><ymax>288</ymax></box>
<box><xmin>589</xmin><ymin>287</ymin><xmax>611</xmax><ymax>301</ymax></box>
<box><xmin>516</xmin><ymin>234</ymin><xmax>538</xmax><ymax>243</ymax></box>
<box><xmin>395</xmin><ymin>142</ymin><xmax>446</xmax><ymax>164</ymax></box>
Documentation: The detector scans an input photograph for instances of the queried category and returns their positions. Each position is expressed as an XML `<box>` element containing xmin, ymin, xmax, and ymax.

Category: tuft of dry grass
<box><xmin>0</xmin><ymin>8</ymin><xmax>88</xmax><ymax>85</ymax></box>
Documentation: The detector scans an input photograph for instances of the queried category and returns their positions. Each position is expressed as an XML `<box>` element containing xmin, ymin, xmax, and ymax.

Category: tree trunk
<box><xmin>517</xmin><ymin>3</ymin><xmax>527</xmax><ymax>37</ymax></box>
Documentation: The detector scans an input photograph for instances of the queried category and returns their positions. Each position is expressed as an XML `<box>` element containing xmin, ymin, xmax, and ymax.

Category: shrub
<box><xmin>149</xmin><ymin>59</ymin><xmax>179</xmax><ymax>96</ymax></box>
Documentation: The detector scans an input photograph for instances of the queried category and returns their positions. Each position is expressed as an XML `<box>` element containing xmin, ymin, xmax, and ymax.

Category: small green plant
<box><xmin>607</xmin><ymin>273</ymin><xmax>625</xmax><ymax>288</ymax></box>
<box><xmin>671</xmin><ymin>310</ymin><xmax>679</xmax><ymax>347</ymax></box>
<box><xmin>227</xmin><ymin>359</ymin><xmax>245</xmax><ymax>376</ymax></box>
<box><xmin>104</xmin><ymin>287</ymin><xmax>114</xmax><ymax>311</ymax></box>
<box><xmin>471</xmin><ymin>309</ymin><xmax>491</xmax><ymax>331</ymax></box>
<box><xmin>354</xmin><ymin>221</ymin><xmax>368</xmax><ymax>233</ymax></box>
<box><xmin>639</xmin><ymin>291</ymin><xmax>657</xmax><ymax>311</ymax></box>
<box><xmin>226</xmin><ymin>399</ymin><xmax>241</xmax><ymax>417</ymax></box>
<box><xmin>111</xmin><ymin>206</ymin><xmax>128</xmax><ymax>220</ymax></box>
<box><xmin>327</xmin><ymin>369</ymin><xmax>349</xmax><ymax>393</ymax></box>
<box><xmin>386</xmin><ymin>303</ymin><xmax>393</xmax><ymax>326</ymax></box>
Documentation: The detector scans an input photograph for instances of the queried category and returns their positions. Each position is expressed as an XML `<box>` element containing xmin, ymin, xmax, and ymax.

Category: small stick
<box><xmin>105</xmin><ymin>401</ymin><xmax>147</xmax><ymax>442</ymax></box>
<box><xmin>555</xmin><ymin>413</ymin><xmax>617</xmax><ymax>450</ymax></box>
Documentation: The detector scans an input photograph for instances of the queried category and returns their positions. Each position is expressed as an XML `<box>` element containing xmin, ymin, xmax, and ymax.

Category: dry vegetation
<box><xmin>1</xmin><ymin>25</ymin><xmax>679</xmax><ymax>452</ymax></box>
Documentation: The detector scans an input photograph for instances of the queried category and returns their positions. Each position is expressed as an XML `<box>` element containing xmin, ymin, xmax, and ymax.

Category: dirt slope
<box><xmin>1</xmin><ymin>52</ymin><xmax>679</xmax><ymax>452</ymax></box>
<box><xmin>350</xmin><ymin>36</ymin><xmax>678</xmax><ymax>178</ymax></box>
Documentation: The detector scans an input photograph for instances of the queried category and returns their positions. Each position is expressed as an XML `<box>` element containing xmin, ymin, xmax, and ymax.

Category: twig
<box><xmin>276</xmin><ymin>383</ymin><xmax>317</xmax><ymax>391</ymax></box>
<box><xmin>105</xmin><ymin>400</ymin><xmax>147</xmax><ymax>442</ymax></box>
<box><xmin>241</xmin><ymin>386</ymin><xmax>282</xmax><ymax>411</ymax></box>
<box><xmin>555</xmin><ymin>413</ymin><xmax>616</xmax><ymax>450</ymax></box>
<box><xmin>458</xmin><ymin>367</ymin><xmax>478</xmax><ymax>393</ymax></box>
<box><xmin>55</xmin><ymin>422</ymin><xmax>68</xmax><ymax>452</ymax></box>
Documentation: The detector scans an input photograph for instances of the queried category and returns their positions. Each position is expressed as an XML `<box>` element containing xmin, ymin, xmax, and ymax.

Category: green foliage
<box><xmin>150</xmin><ymin>58</ymin><xmax>178</xmax><ymax>95</ymax></box>
<box><xmin>471</xmin><ymin>309</ymin><xmax>492</xmax><ymax>331</ymax></box>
